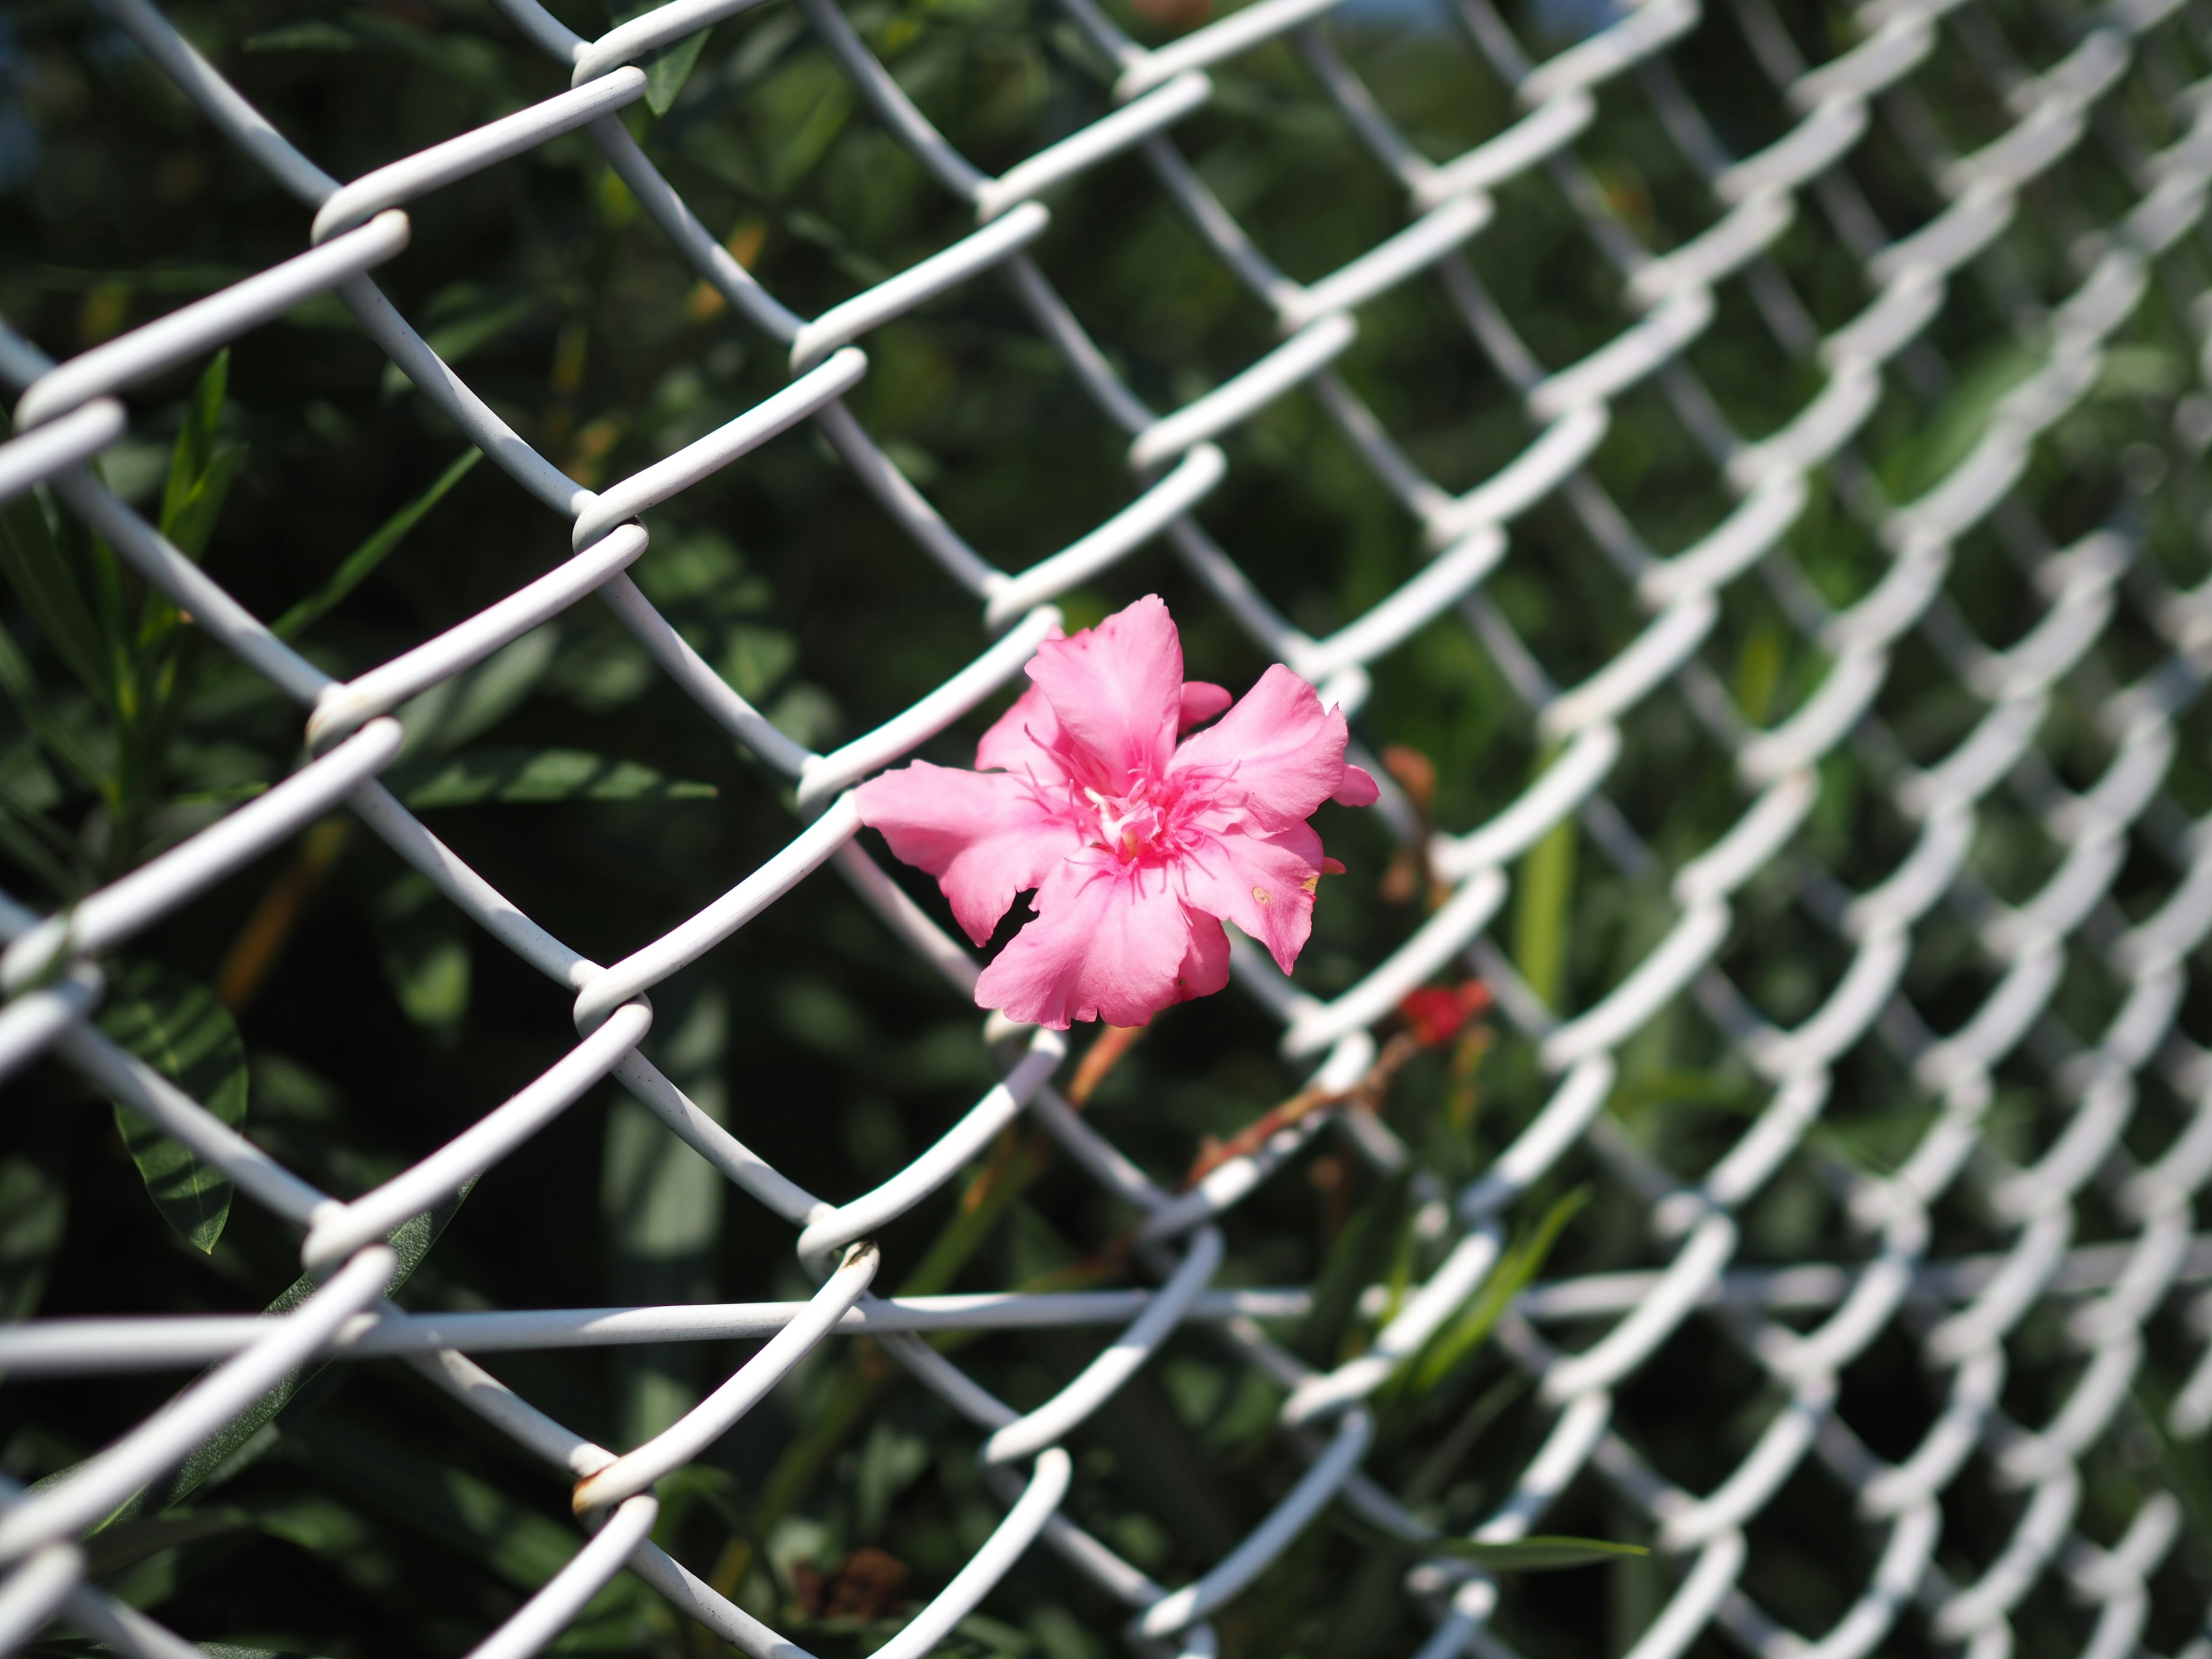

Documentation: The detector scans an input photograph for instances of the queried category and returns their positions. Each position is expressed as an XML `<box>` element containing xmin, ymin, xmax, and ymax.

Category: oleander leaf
<box><xmin>395</xmin><ymin>745</ymin><xmax>717</xmax><ymax>807</ymax></box>
<box><xmin>1418</xmin><ymin>1535</ymin><xmax>1649</xmax><ymax>1570</ymax></box>
<box><xmin>0</xmin><ymin>475</ymin><xmax>113</xmax><ymax>707</ymax></box>
<box><xmin>1338</xmin><ymin>1514</ymin><xmax>1646</xmax><ymax>1571</ymax></box>
<box><xmin>160</xmin><ymin>350</ymin><xmax>242</xmax><ymax>562</ymax></box>
<box><xmin>0</xmin><ymin>1155</ymin><xmax>66</xmax><ymax>1323</ymax></box>
<box><xmin>96</xmin><ymin>961</ymin><xmax>248</xmax><ymax>1253</ymax></box>
<box><xmin>272</xmin><ymin>449</ymin><xmax>483</xmax><ymax>641</ymax></box>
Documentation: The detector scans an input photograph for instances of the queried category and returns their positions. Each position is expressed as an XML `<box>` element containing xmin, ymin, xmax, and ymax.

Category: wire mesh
<box><xmin>4</xmin><ymin>0</ymin><xmax>2212</xmax><ymax>1654</ymax></box>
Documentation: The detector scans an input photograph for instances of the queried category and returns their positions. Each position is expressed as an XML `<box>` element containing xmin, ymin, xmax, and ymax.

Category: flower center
<box><xmin>1082</xmin><ymin>780</ymin><xmax>1177</xmax><ymax>862</ymax></box>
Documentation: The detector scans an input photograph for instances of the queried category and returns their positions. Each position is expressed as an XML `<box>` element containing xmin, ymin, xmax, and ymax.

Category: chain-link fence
<box><xmin>5</xmin><ymin>0</ymin><xmax>2212</xmax><ymax>1653</ymax></box>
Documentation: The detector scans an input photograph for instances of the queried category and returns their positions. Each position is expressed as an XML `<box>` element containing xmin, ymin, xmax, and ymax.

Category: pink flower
<box><xmin>856</xmin><ymin>595</ymin><xmax>1380</xmax><ymax>1029</ymax></box>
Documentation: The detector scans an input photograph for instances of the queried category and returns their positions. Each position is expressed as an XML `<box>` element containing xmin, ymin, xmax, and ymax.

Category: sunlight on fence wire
<box><xmin>5</xmin><ymin>0</ymin><xmax>2212</xmax><ymax>1653</ymax></box>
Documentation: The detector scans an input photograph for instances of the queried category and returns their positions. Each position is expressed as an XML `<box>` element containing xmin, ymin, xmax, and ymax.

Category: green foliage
<box><xmin>270</xmin><ymin>449</ymin><xmax>482</xmax><ymax>641</ymax></box>
<box><xmin>373</xmin><ymin>872</ymin><xmax>473</xmax><ymax>1039</ymax></box>
<box><xmin>0</xmin><ymin>488</ymin><xmax>110</xmax><ymax>713</ymax></box>
<box><xmin>89</xmin><ymin>1181</ymin><xmax>474</xmax><ymax>1532</ymax></box>
<box><xmin>0</xmin><ymin>1155</ymin><xmax>66</xmax><ymax>1321</ymax></box>
<box><xmin>158</xmin><ymin>349</ymin><xmax>244</xmax><ymax>562</ymax></box>
<box><xmin>393</xmin><ymin>745</ymin><xmax>718</xmax><ymax>806</ymax></box>
<box><xmin>1400</xmin><ymin>1185</ymin><xmax>1586</xmax><ymax>1399</ymax></box>
<box><xmin>1512</xmin><ymin>759</ymin><xmax>1577</xmax><ymax>1010</ymax></box>
<box><xmin>96</xmin><ymin>960</ymin><xmax>249</xmax><ymax>1252</ymax></box>
<box><xmin>1336</xmin><ymin>1514</ymin><xmax>1647</xmax><ymax>1570</ymax></box>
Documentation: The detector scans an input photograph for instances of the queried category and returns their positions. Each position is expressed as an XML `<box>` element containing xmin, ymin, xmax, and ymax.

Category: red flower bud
<box><xmin>1397</xmin><ymin>979</ymin><xmax>1491</xmax><ymax>1047</ymax></box>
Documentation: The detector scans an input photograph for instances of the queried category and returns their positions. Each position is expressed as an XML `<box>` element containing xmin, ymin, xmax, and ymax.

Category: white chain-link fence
<box><xmin>4</xmin><ymin>0</ymin><xmax>2212</xmax><ymax>1653</ymax></box>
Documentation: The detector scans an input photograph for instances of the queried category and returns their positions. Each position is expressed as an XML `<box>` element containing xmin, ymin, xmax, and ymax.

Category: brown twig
<box><xmin>1069</xmin><ymin>1022</ymin><xmax>1146</xmax><ymax>1107</ymax></box>
<box><xmin>1180</xmin><ymin>978</ymin><xmax>1493</xmax><ymax>1188</ymax></box>
<box><xmin>1181</xmin><ymin>1030</ymin><xmax>1423</xmax><ymax>1188</ymax></box>
<box><xmin>1377</xmin><ymin>744</ymin><xmax>1450</xmax><ymax>911</ymax></box>
<box><xmin>215</xmin><ymin>817</ymin><xmax>351</xmax><ymax>1012</ymax></box>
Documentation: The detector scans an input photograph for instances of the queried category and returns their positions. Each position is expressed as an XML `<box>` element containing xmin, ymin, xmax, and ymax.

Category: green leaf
<box><xmin>1403</xmin><ymin>1186</ymin><xmax>1588</xmax><ymax>1398</ymax></box>
<box><xmin>1338</xmin><ymin>1515</ymin><xmax>1646</xmax><ymax>1571</ymax></box>
<box><xmin>0</xmin><ymin>479</ymin><xmax>115</xmax><ymax>707</ymax></box>
<box><xmin>1513</xmin><ymin>749</ymin><xmax>1576</xmax><ymax>1010</ymax></box>
<box><xmin>286</xmin><ymin>1414</ymin><xmax>652</xmax><ymax>1633</ymax></box>
<box><xmin>0</xmin><ymin>730</ymin><xmax>79</xmax><ymax>897</ymax></box>
<box><xmin>0</xmin><ymin>1156</ymin><xmax>66</xmax><ymax>1324</ymax></box>
<box><xmin>159</xmin><ymin>440</ymin><xmax>243</xmax><ymax>564</ymax></box>
<box><xmin>1293</xmin><ymin>1169</ymin><xmax>1411</xmax><ymax>1368</ymax></box>
<box><xmin>374</xmin><ymin>873</ymin><xmax>472</xmax><ymax>1039</ymax></box>
<box><xmin>1881</xmin><ymin>340</ymin><xmax>2037</xmax><ymax>502</ymax></box>
<box><xmin>84</xmin><ymin>1506</ymin><xmax>251</xmax><ymax>1582</ymax></box>
<box><xmin>159</xmin><ymin>349</ymin><xmax>224</xmax><ymax>530</ymax></box>
<box><xmin>243</xmin><ymin>20</ymin><xmax>358</xmax><ymax>50</ymax></box>
<box><xmin>1419</xmin><ymin>1535</ymin><xmax>1647</xmax><ymax>1569</ymax></box>
<box><xmin>85</xmin><ymin>1183</ymin><xmax>474</xmax><ymax>1532</ymax></box>
<box><xmin>96</xmin><ymin>961</ymin><xmax>249</xmax><ymax>1253</ymax></box>
<box><xmin>607</xmin><ymin>1</ymin><xmax>711</xmax><ymax>116</ymax></box>
<box><xmin>271</xmin><ymin>448</ymin><xmax>481</xmax><ymax>640</ymax></box>
<box><xmin>393</xmin><ymin>745</ymin><xmax>718</xmax><ymax>807</ymax></box>
<box><xmin>377</xmin><ymin>295</ymin><xmax>540</xmax><ymax>400</ymax></box>
<box><xmin>0</xmin><ymin>617</ymin><xmax>108</xmax><ymax>793</ymax></box>
<box><xmin>391</xmin><ymin>627</ymin><xmax>559</xmax><ymax>759</ymax></box>
<box><xmin>158</xmin><ymin>350</ymin><xmax>239</xmax><ymax>559</ymax></box>
<box><xmin>645</xmin><ymin>28</ymin><xmax>711</xmax><ymax>114</ymax></box>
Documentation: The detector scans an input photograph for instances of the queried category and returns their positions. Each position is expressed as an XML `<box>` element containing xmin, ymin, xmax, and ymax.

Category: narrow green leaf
<box><xmin>0</xmin><ymin>811</ymin><xmax>74</xmax><ymax>899</ymax></box>
<box><xmin>0</xmin><ymin>725</ymin><xmax>85</xmax><ymax>896</ymax></box>
<box><xmin>2130</xmin><ymin>1381</ymin><xmax>2212</xmax><ymax>1549</ymax></box>
<box><xmin>1293</xmin><ymin>1169</ymin><xmax>1411</xmax><ymax>1368</ymax></box>
<box><xmin>393</xmin><ymin>745</ymin><xmax>718</xmax><ymax>807</ymax></box>
<box><xmin>243</xmin><ymin>19</ymin><xmax>358</xmax><ymax>50</ymax></box>
<box><xmin>645</xmin><ymin>28</ymin><xmax>711</xmax><ymax>113</ymax></box>
<box><xmin>0</xmin><ymin>617</ymin><xmax>108</xmax><ymax>793</ymax></box>
<box><xmin>96</xmin><ymin>961</ymin><xmax>248</xmax><ymax>1253</ymax></box>
<box><xmin>271</xmin><ymin>448</ymin><xmax>481</xmax><ymax>640</ymax></box>
<box><xmin>606</xmin><ymin>1</ymin><xmax>711</xmax><ymax>115</ymax></box>
<box><xmin>0</xmin><ymin>484</ymin><xmax>115</xmax><ymax>707</ymax></box>
<box><xmin>1419</xmin><ymin>1535</ymin><xmax>1647</xmax><ymax>1568</ymax></box>
<box><xmin>160</xmin><ymin>349</ymin><xmax>229</xmax><ymax>538</ymax></box>
<box><xmin>1877</xmin><ymin>338</ymin><xmax>2033</xmax><ymax>502</ymax></box>
<box><xmin>389</xmin><ymin>625</ymin><xmax>558</xmax><ymax>759</ymax></box>
<box><xmin>1338</xmin><ymin>1514</ymin><xmax>1645</xmax><ymax>1571</ymax></box>
<box><xmin>1404</xmin><ymin>1186</ymin><xmax>1588</xmax><ymax>1397</ymax></box>
<box><xmin>1513</xmin><ymin>749</ymin><xmax>1575</xmax><ymax>1010</ymax></box>
<box><xmin>0</xmin><ymin>1156</ymin><xmax>66</xmax><ymax>1324</ymax></box>
<box><xmin>377</xmin><ymin>298</ymin><xmax>539</xmax><ymax>402</ymax></box>
<box><xmin>85</xmin><ymin>1182</ymin><xmax>474</xmax><ymax>1532</ymax></box>
<box><xmin>285</xmin><ymin>1414</ymin><xmax>652</xmax><ymax>1643</ymax></box>
<box><xmin>84</xmin><ymin>1507</ymin><xmax>251</xmax><ymax>1582</ymax></box>
<box><xmin>159</xmin><ymin>440</ymin><xmax>243</xmax><ymax>563</ymax></box>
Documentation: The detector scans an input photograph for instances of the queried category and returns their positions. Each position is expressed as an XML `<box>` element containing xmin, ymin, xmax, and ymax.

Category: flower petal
<box><xmin>975</xmin><ymin>849</ymin><xmax>1206</xmax><ymax>1028</ymax></box>
<box><xmin>1174</xmin><ymin>910</ymin><xmax>1232</xmax><ymax>1003</ymax></box>
<box><xmin>975</xmin><ymin>683</ymin><xmax>1083</xmax><ymax>786</ymax></box>
<box><xmin>1333</xmin><ymin>763</ymin><xmax>1380</xmax><ymax>806</ymax></box>
<box><xmin>1025</xmin><ymin>594</ymin><xmax>1183</xmax><ymax>789</ymax></box>
<box><xmin>1179</xmin><ymin>681</ymin><xmax>1233</xmax><ymax>732</ymax></box>
<box><xmin>1170</xmin><ymin>663</ymin><xmax>1356</xmax><ymax>831</ymax></box>
<box><xmin>1174</xmin><ymin>820</ymin><xmax>1327</xmax><ymax>974</ymax></box>
<box><xmin>857</xmin><ymin>762</ymin><xmax>1083</xmax><ymax>945</ymax></box>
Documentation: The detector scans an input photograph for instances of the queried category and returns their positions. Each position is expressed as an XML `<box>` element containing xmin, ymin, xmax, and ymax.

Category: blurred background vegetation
<box><xmin>5</xmin><ymin>0</ymin><xmax>2212</xmax><ymax>1653</ymax></box>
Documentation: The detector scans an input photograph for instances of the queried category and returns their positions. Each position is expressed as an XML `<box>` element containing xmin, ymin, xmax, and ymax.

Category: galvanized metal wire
<box><xmin>5</xmin><ymin>0</ymin><xmax>2212</xmax><ymax>1653</ymax></box>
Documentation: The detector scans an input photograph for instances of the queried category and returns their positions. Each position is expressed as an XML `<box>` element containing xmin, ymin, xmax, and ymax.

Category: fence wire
<box><xmin>4</xmin><ymin>0</ymin><xmax>2212</xmax><ymax>1653</ymax></box>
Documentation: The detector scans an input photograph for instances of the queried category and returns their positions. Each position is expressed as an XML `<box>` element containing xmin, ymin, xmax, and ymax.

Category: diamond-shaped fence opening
<box><xmin>3</xmin><ymin>0</ymin><xmax>2212</xmax><ymax>1654</ymax></box>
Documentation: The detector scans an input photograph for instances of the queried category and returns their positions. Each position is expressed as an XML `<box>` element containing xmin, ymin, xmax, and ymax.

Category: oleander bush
<box><xmin>3</xmin><ymin>0</ymin><xmax>2211</xmax><ymax>1653</ymax></box>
